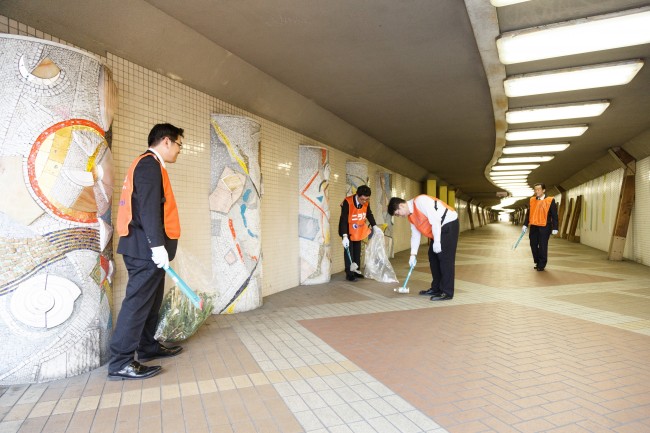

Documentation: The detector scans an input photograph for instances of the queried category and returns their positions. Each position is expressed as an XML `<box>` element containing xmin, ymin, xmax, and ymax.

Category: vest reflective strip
<box><xmin>344</xmin><ymin>195</ymin><xmax>372</xmax><ymax>241</ymax></box>
<box><xmin>529</xmin><ymin>196</ymin><xmax>553</xmax><ymax>227</ymax></box>
<box><xmin>116</xmin><ymin>153</ymin><xmax>181</xmax><ymax>239</ymax></box>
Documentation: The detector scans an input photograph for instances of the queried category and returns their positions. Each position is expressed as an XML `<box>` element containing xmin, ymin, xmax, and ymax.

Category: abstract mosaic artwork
<box><xmin>376</xmin><ymin>172</ymin><xmax>394</xmax><ymax>257</ymax></box>
<box><xmin>0</xmin><ymin>35</ymin><xmax>117</xmax><ymax>384</ymax></box>
<box><xmin>299</xmin><ymin>146</ymin><xmax>330</xmax><ymax>285</ymax></box>
<box><xmin>210</xmin><ymin>115</ymin><xmax>262</xmax><ymax>313</ymax></box>
<box><xmin>345</xmin><ymin>161</ymin><xmax>368</xmax><ymax>196</ymax></box>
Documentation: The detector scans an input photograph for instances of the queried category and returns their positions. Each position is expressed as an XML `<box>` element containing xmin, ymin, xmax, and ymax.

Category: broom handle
<box><xmin>402</xmin><ymin>264</ymin><xmax>415</xmax><ymax>289</ymax></box>
<box><xmin>164</xmin><ymin>265</ymin><xmax>203</xmax><ymax>310</ymax></box>
<box><xmin>345</xmin><ymin>246</ymin><xmax>356</xmax><ymax>266</ymax></box>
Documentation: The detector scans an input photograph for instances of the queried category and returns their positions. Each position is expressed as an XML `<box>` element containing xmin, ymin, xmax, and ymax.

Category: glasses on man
<box><xmin>171</xmin><ymin>139</ymin><xmax>183</xmax><ymax>150</ymax></box>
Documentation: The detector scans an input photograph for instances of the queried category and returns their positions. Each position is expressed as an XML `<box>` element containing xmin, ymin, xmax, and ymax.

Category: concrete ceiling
<box><xmin>2</xmin><ymin>0</ymin><xmax>649</xmax><ymax>207</ymax></box>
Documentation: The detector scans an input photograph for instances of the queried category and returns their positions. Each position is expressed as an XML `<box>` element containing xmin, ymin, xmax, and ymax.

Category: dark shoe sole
<box><xmin>430</xmin><ymin>295</ymin><xmax>453</xmax><ymax>301</ymax></box>
<box><xmin>107</xmin><ymin>368</ymin><xmax>161</xmax><ymax>381</ymax></box>
<box><xmin>419</xmin><ymin>289</ymin><xmax>441</xmax><ymax>296</ymax></box>
<box><xmin>138</xmin><ymin>348</ymin><xmax>183</xmax><ymax>363</ymax></box>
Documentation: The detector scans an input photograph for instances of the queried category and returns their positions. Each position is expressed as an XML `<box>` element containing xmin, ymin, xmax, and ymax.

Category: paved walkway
<box><xmin>2</xmin><ymin>223</ymin><xmax>650</xmax><ymax>433</ymax></box>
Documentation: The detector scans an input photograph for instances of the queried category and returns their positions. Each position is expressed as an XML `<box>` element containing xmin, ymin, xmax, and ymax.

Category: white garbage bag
<box><xmin>363</xmin><ymin>227</ymin><xmax>398</xmax><ymax>282</ymax></box>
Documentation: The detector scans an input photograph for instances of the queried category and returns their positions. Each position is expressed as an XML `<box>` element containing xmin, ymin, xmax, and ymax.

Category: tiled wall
<box><xmin>634</xmin><ymin>156</ymin><xmax>650</xmax><ymax>266</ymax></box>
<box><xmin>560</xmin><ymin>156</ymin><xmax>650</xmax><ymax>264</ymax></box>
<box><xmin>0</xmin><ymin>19</ymin><xmax>423</xmax><ymax>315</ymax></box>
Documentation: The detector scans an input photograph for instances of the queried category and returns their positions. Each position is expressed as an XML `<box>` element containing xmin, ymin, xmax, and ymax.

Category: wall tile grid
<box><xmin>0</xmin><ymin>18</ymin><xmax>428</xmax><ymax>315</ymax></box>
<box><xmin>561</xmin><ymin>162</ymin><xmax>646</xmax><ymax>263</ymax></box>
<box><xmin>633</xmin><ymin>156</ymin><xmax>650</xmax><ymax>265</ymax></box>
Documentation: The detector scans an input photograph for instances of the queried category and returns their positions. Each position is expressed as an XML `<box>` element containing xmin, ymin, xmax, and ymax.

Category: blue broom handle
<box><xmin>164</xmin><ymin>265</ymin><xmax>203</xmax><ymax>310</ymax></box>
<box><xmin>402</xmin><ymin>264</ymin><xmax>415</xmax><ymax>288</ymax></box>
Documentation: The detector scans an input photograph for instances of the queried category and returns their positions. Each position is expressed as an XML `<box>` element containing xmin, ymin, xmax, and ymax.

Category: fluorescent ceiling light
<box><xmin>502</xmin><ymin>144</ymin><xmax>570</xmax><ymax>154</ymax></box>
<box><xmin>506</xmin><ymin>126</ymin><xmax>587</xmax><ymax>141</ymax></box>
<box><xmin>506</xmin><ymin>101</ymin><xmax>609</xmax><ymax>124</ymax></box>
<box><xmin>505</xmin><ymin>60</ymin><xmax>643</xmax><ymax>97</ymax></box>
<box><xmin>492</xmin><ymin>164</ymin><xmax>540</xmax><ymax>171</ymax></box>
<box><xmin>491</xmin><ymin>176</ymin><xmax>528</xmax><ymax>180</ymax></box>
<box><xmin>490</xmin><ymin>0</ymin><xmax>531</xmax><ymax>6</ymax></box>
<box><xmin>498</xmin><ymin>156</ymin><xmax>555</xmax><ymax>163</ymax></box>
<box><xmin>489</xmin><ymin>170</ymin><xmax>532</xmax><ymax>176</ymax></box>
<box><xmin>497</xmin><ymin>7</ymin><xmax>650</xmax><ymax>64</ymax></box>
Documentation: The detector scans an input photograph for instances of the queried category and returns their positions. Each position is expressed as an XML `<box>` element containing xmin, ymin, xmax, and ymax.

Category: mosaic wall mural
<box><xmin>345</xmin><ymin>161</ymin><xmax>368</xmax><ymax>196</ymax></box>
<box><xmin>376</xmin><ymin>172</ymin><xmax>394</xmax><ymax>257</ymax></box>
<box><xmin>0</xmin><ymin>35</ymin><xmax>117</xmax><ymax>384</ymax></box>
<box><xmin>299</xmin><ymin>146</ymin><xmax>330</xmax><ymax>285</ymax></box>
<box><xmin>210</xmin><ymin>114</ymin><xmax>262</xmax><ymax>313</ymax></box>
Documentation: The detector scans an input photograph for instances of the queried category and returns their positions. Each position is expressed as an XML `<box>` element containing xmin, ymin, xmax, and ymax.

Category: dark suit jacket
<box><xmin>117</xmin><ymin>151</ymin><xmax>178</xmax><ymax>261</ymax></box>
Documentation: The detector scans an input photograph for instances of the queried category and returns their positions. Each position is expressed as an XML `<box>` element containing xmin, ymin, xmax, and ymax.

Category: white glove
<box><xmin>408</xmin><ymin>255</ymin><xmax>417</xmax><ymax>267</ymax></box>
<box><xmin>432</xmin><ymin>241</ymin><xmax>442</xmax><ymax>253</ymax></box>
<box><xmin>151</xmin><ymin>246</ymin><xmax>169</xmax><ymax>269</ymax></box>
<box><xmin>342</xmin><ymin>235</ymin><xmax>350</xmax><ymax>249</ymax></box>
<box><xmin>522</xmin><ymin>226</ymin><xmax>528</xmax><ymax>233</ymax></box>
<box><xmin>552</xmin><ymin>230</ymin><xmax>558</xmax><ymax>235</ymax></box>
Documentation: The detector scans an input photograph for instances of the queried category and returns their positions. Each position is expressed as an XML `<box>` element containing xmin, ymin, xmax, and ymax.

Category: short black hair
<box><xmin>148</xmin><ymin>123</ymin><xmax>184</xmax><ymax>147</ymax></box>
<box><xmin>387</xmin><ymin>197</ymin><xmax>406</xmax><ymax>216</ymax></box>
<box><xmin>356</xmin><ymin>185</ymin><xmax>371</xmax><ymax>197</ymax></box>
<box><xmin>534</xmin><ymin>183</ymin><xmax>546</xmax><ymax>190</ymax></box>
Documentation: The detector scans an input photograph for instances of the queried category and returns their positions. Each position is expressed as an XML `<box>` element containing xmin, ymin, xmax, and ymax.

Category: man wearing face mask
<box><xmin>109</xmin><ymin>123</ymin><xmax>184</xmax><ymax>380</ymax></box>
<box><xmin>339</xmin><ymin>185</ymin><xmax>377</xmax><ymax>281</ymax></box>
<box><xmin>521</xmin><ymin>183</ymin><xmax>559</xmax><ymax>272</ymax></box>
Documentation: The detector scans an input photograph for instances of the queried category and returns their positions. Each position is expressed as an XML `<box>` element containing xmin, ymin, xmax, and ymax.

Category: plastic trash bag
<box><xmin>363</xmin><ymin>227</ymin><xmax>398</xmax><ymax>282</ymax></box>
<box><xmin>155</xmin><ymin>286</ymin><xmax>215</xmax><ymax>342</ymax></box>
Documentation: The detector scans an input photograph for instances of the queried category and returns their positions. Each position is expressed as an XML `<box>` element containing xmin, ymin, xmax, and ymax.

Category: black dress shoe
<box><xmin>430</xmin><ymin>293</ymin><xmax>453</xmax><ymax>301</ymax></box>
<box><xmin>536</xmin><ymin>267</ymin><xmax>545</xmax><ymax>271</ymax></box>
<box><xmin>354</xmin><ymin>272</ymin><xmax>365</xmax><ymax>279</ymax></box>
<box><xmin>108</xmin><ymin>361</ymin><xmax>161</xmax><ymax>381</ymax></box>
<box><xmin>138</xmin><ymin>345</ymin><xmax>183</xmax><ymax>362</ymax></box>
<box><xmin>419</xmin><ymin>288</ymin><xmax>441</xmax><ymax>296</ymax></box>
<box><xmin>346</xmin><ymin>274</ymin><xmax>357</xmax><ymax>282</ymax></box>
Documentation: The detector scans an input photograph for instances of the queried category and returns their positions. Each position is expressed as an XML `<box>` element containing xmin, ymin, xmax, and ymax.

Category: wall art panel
<box><xmin>0</xmin><ymin>35</ymin><xmax>117</xmax><ymax>384</ymax></box>
<box><xmin>376</xmin><ymin>172</ymin><xmax>394</xmax><ymax>257</ymax></box>
<box><xmin>345</xmin><ymin>161</ymin><xmax>368</xmax><ymax>196</ymax></box>
<box><xmin>299</xmin><ymin>146</ymin><xmax>330</xmax><ymax>285</ymax></box>
<box><xmin>210</xmin><ymin>114</ymin><xmax>262</xmax><ymax>313</ymax></box>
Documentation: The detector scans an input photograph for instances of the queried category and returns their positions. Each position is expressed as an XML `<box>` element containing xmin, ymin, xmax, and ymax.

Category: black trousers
<box><xmin>529</xmin><ymin>224</ymin><xmax>552</xmax><ymax>269</ymax></box>
<box><xmin>428</xmin><ymin>219</ymin><xmax>459</xmax><ymax>297</ymax></box>
<box><xmin>108</xmin><ymin>255</ymin><xmax>164</xmax><ymax>372</ymax></box>
<box><xmin>344</xmin><ymin>240</ymin><xmax>362</xmax><ymax>276</ymax></box>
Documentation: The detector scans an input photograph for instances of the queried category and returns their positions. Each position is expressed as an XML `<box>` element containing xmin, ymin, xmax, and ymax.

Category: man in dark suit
<box><xmin>522</xmin><ymin>183</ymin><xmax>559</xmax><ymax>272</ymax></box>
<box><xmin>339</xmin><ymin>185</ymin><xmax>377</xmax><ymax>281</ymax></box>
<box><xmin>108</xmin><ymin>123</ymin><xmax>184</xmax><ymax>380</ymax></box>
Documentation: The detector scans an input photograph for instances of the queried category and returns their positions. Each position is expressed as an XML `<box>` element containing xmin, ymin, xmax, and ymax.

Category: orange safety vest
<box><xmin>528</xmin><ymin>196</ymin><xmax>554</xmax><ymax>227</ymax></box>
<box><xmin>408</xmin><ymin>195</ymin><xmax>455</xmax><ymax>240</ymax></box>
<box><xmin>343</xmin><ymin>195</ymin><xmax>372</xmax><ymax>241</ymax></box>
<box><xmin>116</xmin><ymin>153</ymin><xmax>181</xmax><ymax>239</ymax></box>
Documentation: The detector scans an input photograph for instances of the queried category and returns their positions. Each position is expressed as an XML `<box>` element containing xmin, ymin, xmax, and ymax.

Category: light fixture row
<box><xmin>491</xmin><ymin>6</ymin><xmax>650</xmax><ymax>196</ymax></box>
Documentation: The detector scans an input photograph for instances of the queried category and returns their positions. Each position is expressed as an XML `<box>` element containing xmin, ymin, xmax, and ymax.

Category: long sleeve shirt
<box><xmin>408</xmin><ymin>195</ymin><xmax>458</xmax><ymax>255</ymax></box>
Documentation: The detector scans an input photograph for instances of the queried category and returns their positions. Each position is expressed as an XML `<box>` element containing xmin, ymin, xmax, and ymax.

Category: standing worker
<box><xmin>388</xmin><ymin>195</ymin><xmax>459</xmax><ymax>301</ymax></box>
<box><xmin>522</xmin><ymin>183</ymin><xmax>558</xmax><ymax>271</ymax></box>
<box><xmin>108</xmin><ymin>123</ymin><xmax>185</xmax><ymax>380</ymax></box>
<box><xmin>339</xmin><ymin>185</ymin><xmax>377</xmax><ymax>281</ymax></box>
